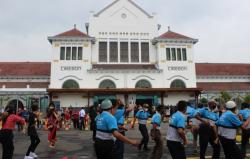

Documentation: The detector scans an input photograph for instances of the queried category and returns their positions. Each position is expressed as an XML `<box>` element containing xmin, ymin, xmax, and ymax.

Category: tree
<box><xmin>200</xmin><ymin>97</ymin><xmax>208</xmax><ymax>104</ymax></box>
<box><xmin>220</xmin><ymin>91</ymin><xmax>231</xmax><ymax>102</ymax></box>
<box><xmin>244</xmin><ymin>94</ymin><xmax>250</xmax><ymax>104</ymax></box>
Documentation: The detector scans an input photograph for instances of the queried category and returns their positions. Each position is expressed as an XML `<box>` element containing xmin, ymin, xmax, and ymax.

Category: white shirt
<box><xmin>79</xmin><ymin>109</ymin><xmax>86</xmax><ymax>118</ymax></box>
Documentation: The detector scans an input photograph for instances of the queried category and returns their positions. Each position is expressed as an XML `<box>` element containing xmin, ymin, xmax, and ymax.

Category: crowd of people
<box><xmin>0</xmin><ymin>98</ymin><xmax>250</xmax><ymax>159</ymax></box>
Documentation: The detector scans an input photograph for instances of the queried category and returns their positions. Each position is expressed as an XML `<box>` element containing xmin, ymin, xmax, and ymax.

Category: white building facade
<box><xmin>47</xmin><ymin>0</ymin><xmax>200</xmax><ymax>108</ymax></box>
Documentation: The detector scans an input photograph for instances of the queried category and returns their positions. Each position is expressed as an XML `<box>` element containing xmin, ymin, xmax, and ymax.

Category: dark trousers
<box><xmin>73</xmin><ymin>119</ymin><xmax>79</xmax><ymax>129</ymax></box>
<box><xmin>150</xmin><ymin>129</ymin><xmax>163</xmax><ymax>159</ymax></box>
<box><xmin>219</xmin><ymin>136</ymin><xmax>243</xmax><ymax>159</ymax></box>
<box><xmin>26</xmin><ymin>135</ymin><xmax>40</xmax><ymax>156</ymax></box>
<box><xmin>95</xmin><ymin>139</ymin><xmax>115</xmax><ymax>159</ymax></box>
<box><xmin>79</xmin><ymin>117</ymin><xmax>85</xmax><ymax>130</ymax></box>
<box><xmin>0</xmin><ymin>130</ymin><xmax>14</xmax><ymax>159</ymax></box>
<box><xmin>139</xmin><ymin>124</ymin><xmax>149</xmax><ymax>149</ymax></box>
<box><xmin>167</xmin><ymin>140</ymin><xmax>186</xmax><ymax>159</ymax></box>
<box><xmin>115</xmin><ymin>131</ymin><xmax>125</xmax><ymax>159</ymax></box>
<box><xmin>199</xmin><ymin>124</ymin><xmax>220</xmax><ymax>159</ymax></box>
<box><xmin>241</xmin><ymin>129</ymin><xmax>250</xmax><ymax>158</ymax></box>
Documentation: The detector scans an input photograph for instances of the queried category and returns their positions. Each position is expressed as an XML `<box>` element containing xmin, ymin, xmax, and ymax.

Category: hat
<box><xmin>226</xmin><ymin>101</ymin><xmax>236</xmax><ymax>109</ymax></box>
<box><xmin>101</xmin><ymin>99</ymin><xmax>113</xmax><ymax>110</ymax></box>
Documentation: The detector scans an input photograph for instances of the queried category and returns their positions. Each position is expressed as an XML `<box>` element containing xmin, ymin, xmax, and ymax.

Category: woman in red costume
<box><xmin>47</xmin><ymin>103</ymin><xmax>59</xmax><ymax>148</ymax></box>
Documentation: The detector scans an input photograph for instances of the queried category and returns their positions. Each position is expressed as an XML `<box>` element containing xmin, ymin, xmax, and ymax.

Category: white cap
<box><xmin>226</xmin><ymin>101</ymin><xmax>236</xmax><ymax>109</ymax></box>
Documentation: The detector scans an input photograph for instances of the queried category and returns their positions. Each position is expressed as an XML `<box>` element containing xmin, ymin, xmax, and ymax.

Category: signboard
<box><xmin>168</xmin><ymin>66</ymin><xmax>187</xmax><ymax>71</ymax></box>
<box><xmin>61</xmin><ymin>66</ymin><xmax>82</xmax><ymax>71</ymax></box>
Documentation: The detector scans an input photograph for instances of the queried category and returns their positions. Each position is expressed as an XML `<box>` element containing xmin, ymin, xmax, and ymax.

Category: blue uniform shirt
<box><xmin>136</xmin><ymin>110</ymin><xmax>150</xmax><ymax>125</ymax></box>
<box><xmin>239</xmin><ymin>109</ymin><xmax>250</xmax><ymax>121</ymax></box>
<box><xmin>95</xmin><ymin>111</ymin><xmax>118</xmax><ymax>141</ymax></box>
<box><xmin>187</xmin><ymin>106</ymin><xmax>196</xmax><ymax>118</ymax></box>
<box><xmin>151</xmin><ymin>112</ymin><xmax>161</xmax><ymax>127</ymax></box>
<box><xmin>216</xmin><ymin>110</ymin><xmax>242</xmax><ymax>139</ymax></box>
<box><xmin>198</xmin><ymin>107</ymin><xmax>219</xmax><ymax>125</ymax></box>
<box><xmin>167</xmin><ymin>111</ymin><xmax>186</xmax><ymax>143</ymax></box>
<box><xmin>114</xmin><ymin>108</ymin><xmax>125</xmax><ymax>126</ymax></box>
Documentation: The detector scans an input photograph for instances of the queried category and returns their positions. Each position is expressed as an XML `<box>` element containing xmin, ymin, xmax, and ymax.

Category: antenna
<box><xmin>85</xmin><ymin>23</ymin><xmax>89</xmax><ymax>35</ymax></box>
<box><xmin>157</xmin><ymin>24</ymin><xmax>161</xmax><ymax>31</ymax></box>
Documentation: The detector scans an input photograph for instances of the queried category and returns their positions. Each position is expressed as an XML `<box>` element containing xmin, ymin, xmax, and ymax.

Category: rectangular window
<box><xmin>60</xmin><ymin>47</ymin><xmax>65</xmax><ymax>60</ymax></box>
<box><xmin>141</xmin><ymin>42</ymin><xmax>149</xmax><ymax>62</ymax></box>
<box><xmin>72</xmin><ymin>47</ymin><xmax>77</xmax><ymax>60</ymax></box>
<box><xmin>109</xmin><ymin>42</ymin><xmax>118</xmax><ymax>62</ymax></box>
<box><xmin>177</xmin><ymin>48</ymin><xmax>182</xmax><ymax>61</ymax></box>
<box><xmin>182</xmin><ymin>48</ymin><xmax>187</xmax><ymax>61</ymax></box>
<box><xmin>131</xmin><ymin>42</ymin><xmax>139</xmax><ymax>63</ymax></box>
<box><xmin>120</xmin><ymin>42</ymin><xmax>128</xmax><ymax>62</ymax></box>
<box><xmin>66</xmin><ymin>47</ymin><xmax>71</xmax><ymax>60</ymax></box>
<box><xmin>171</xmin><ymin>48</ymin><xmax>176</xmax><ymax>61</ymax></box>
<box><xmin>78</xmin><ymin>47</ymin><xmax>82</xmax><ymax>60</ymax></box>
<box><xmin>99</xmin><ymin>42</ymin><xmax>107</xmax><ymax>62</ymax></box>
<box><xmin>166</xmin><ymin>48</ymin><xmax>171</xmax><ymax>61</ymax></box>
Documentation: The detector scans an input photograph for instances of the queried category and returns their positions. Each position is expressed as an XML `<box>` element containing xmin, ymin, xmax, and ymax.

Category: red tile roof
<box><xmin>92</xmin><ymin>64</ymin><xmax>157</xmax><ymax>70</ymax></box>
<box><xmin>196</xmin><ymin>63</ymin><xmax>250</xmax><ymax>76</ymax></box>
<box><xmin>0</xmin><ymin>62</ymin><xmax>51</xmax><ymax>76</ymax></box>
<box><xmin>0</xmin><ymin>82</ymin><xmax>49</xmax><ymax>88</ymax></box>
<box><xmin>55</xmin><ymin>28</ymin><xmax>89</xmax><ymax>37</ymax></box>
<box><xmin>197</xmin><ymin>82</ymin><xmax>250</xmax><ymax>91</ymax></box>
<box><xmin>158</xmin><ymin>31</ymin><xmax>194</xmax><ymax>40</ymax></box>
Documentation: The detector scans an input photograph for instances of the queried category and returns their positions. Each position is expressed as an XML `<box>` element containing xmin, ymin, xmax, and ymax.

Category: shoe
<box><xmin>24</xmin><ymin>156</ymin><xmax>33</xmax><ymax>159</ymax></box>
<box><xmin>49</xmin><ymin>144</ymin><xmax>55</xmax><ymax>148</ymax></box>
<box><xmin>29</xmin><ymin>152</ymin><xmax>38</xmax><ymax>158</ymax></box>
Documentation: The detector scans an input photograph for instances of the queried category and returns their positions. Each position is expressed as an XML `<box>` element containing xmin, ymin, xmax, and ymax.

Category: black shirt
<box><xmin>28</xmin><ymin>112</ymin><xmax>38</xmax><ymax>136</ymax></box>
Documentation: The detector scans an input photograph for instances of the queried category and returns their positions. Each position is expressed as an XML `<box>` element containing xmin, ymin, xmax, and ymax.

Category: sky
<box><xmin>0</xmin><ymin>0</ymin><xmax>250</xmax><ymax>63</ymax></box>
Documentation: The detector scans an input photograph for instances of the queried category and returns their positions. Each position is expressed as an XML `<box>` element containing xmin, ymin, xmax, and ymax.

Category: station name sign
<box><xmin>168</xmin><ymin>66</ymin><xmax>187</xmax><ymax>71</ymax></box>
<box><xmin>61</xmin><ymin>66</ymin><xmax>82</xmax><ymax>71</ymax></box>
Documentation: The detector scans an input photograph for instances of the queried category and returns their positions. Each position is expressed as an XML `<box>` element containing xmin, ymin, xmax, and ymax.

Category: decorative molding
<box><xmin>167</xmin><ymin>75</ymin><xmax>189</xmax><ymax>81</ymax></box>
<box><xmin>96</xmin><ymin>75</ymin><xmax>119</xmax><ymax>81</ymax></box>
<box><xmin>59</xmin><ymin>75</ymin><xmax>82</xmax><ymax>81</ymax></box>
<box><xmin>132</xmin><ymin>75</ymin><xmax>155</xmax><ymax>81</ymax></box>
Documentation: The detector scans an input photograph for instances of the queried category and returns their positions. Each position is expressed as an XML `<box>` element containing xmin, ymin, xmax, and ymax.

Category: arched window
<box><xmin>135</xmin><ymin>80</ymin><xmax>152</xmax><ymax>88</ymax></box>
<box><xmin>170</xmin><ymin>79</ymin><xmax>186</xmax><ymax>88</ymax></box>
<box><xmin>99</xmin><ymin>80</ymin><xmax>116</xmax><ymax>89</ymax></box>
<box><xmin>62</xmin><ymin>79</ymin><xmax>79</xmax><ymax>89</ymax></box>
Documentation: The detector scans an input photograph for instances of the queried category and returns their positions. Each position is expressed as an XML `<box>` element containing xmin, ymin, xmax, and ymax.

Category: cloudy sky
<box><xmin>0</xmin><ymin>0</ymin><xmax>249</xmax><ymax>63</ymax></box>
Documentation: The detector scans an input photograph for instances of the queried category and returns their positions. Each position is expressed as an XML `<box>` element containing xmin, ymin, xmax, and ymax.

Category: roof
<box><xmin>158</xmin><ymin>30</ymin><xmax>194</xmax><ymax>40</ymax></box>
<box><xmin>54</xmin><ymin>28</ymin><xmax>89</xmax><ymax>38</ymax></box>
<box><xmin>48</xmin><ymin>26</ymin><xmax>94</xmax><ymax>44</ymax></box>
<box><xmin>197</xmin><ymin>82</ymin><xmax>250</xmax><ymax>91</ymax></box>
<box><xmin>154</xmin><ymin>30</ymin><xmax>198</xmax><ymax>44</ymax></box>
<box><xmin>196</xmin><ymin>63</ymin><xmax>250</xmax><ymax>76</ymax></box>
<box><xmin>94</xmin><ymin>0</ymin><xmax>153</xmax><ymax>18</ymax></box>
<box><xmin>92</xmin><ymin>64</ymin><xmax>158</xmax><ymax>70</ymax></box>
<box><xmin>0</xmin><ymin>62</ymin><xmax>51</xmax><ymax>76</ymax></box>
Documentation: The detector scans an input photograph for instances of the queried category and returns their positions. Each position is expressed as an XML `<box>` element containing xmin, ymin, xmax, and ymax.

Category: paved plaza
<box><xmin>1</xmin><ymin>123</ymin><xmax>250</xmax><ymax>159</ymax></box>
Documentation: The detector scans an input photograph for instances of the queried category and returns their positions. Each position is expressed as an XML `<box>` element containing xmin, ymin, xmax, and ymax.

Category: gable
<box><xmin>94</xmin><ymin>0</ymin><xmax>152</xmax><ymax>18</ymax></box>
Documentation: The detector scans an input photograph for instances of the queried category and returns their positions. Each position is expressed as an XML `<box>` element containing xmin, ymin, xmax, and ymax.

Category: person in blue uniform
<box><xmin>150</xmin><ymin>105</ymin><xmax>163</xmax><ymax>159</ymax></box>
<box><xmin>167</xmin><ymin>100</ymin><xmax>188</xmax><ymax>159</ymax></box>
<box><xmin>114</xmin><ymin>99</ymin><xmax>130</xmax><ymax>159</ymax></box>
<box><xmin>135</xmin><ymin>104</ymin><xmax>151</xmax><ymax>150</ymax></box>
<box><xmin>216</xmin><ymin>101</ymin><xmax>250</xmax><ymax>159</ymax></box>
<box><xmin>95</xmin><ymin>99</ymin><xmax>138</xmax><ymax>159</ymax></box>
<box><xmin>195</xmin><ymin>100</ymin><xmax>220</xmax><ymax>159</ymax></box>
<box><xmin>239</xmin><ymin>102</ymin><xmax>250</xmax><ymax>158</ymax></box>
